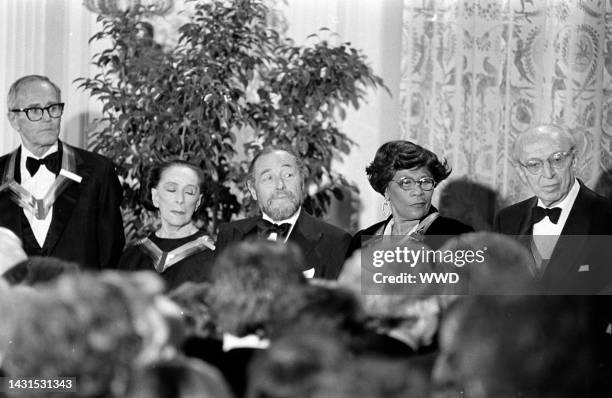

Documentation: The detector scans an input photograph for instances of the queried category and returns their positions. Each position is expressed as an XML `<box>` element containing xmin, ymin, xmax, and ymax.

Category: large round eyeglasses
<box><xmin>10</xmin><ymin>103</ymin><xmax>65</xmax><ymax>122</ymax></box>
<box><xmin>519</xmin><ymin>150</ymin><xmax>574</xmax><ymax>175</ymax></box>
<box><xmin>391</xmin><ymin>176</ymin><xmax>436</xmax><ymax>191</ymax></box>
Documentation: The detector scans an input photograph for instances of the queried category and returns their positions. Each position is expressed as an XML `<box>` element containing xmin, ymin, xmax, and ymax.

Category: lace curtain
<box><xmin>401</xmin><ymin>0</ymin><xmax>612</xmax><ymax>229</ymax></box>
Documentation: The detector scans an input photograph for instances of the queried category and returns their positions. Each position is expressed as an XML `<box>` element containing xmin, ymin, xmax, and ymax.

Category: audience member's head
<box><xmin>432</xmin><ymin>295</ymin><xmax>596</xmax><ymax>398</ymax></box>
<box><xmin>125</xmin><ymin>357</ymin><xmax>234</xmax><ymax>398</ymax></box>
<box><xmin>209</xmin><ymin>240</ymin><xmax>306</xmax><ymax>336</ymax></box>
<box><xmin>437</xmin><ymin>232</ymin><xmax>536</xmax><ymax>295</ymax></box>
<box><xmin>168</xmin><ymin>281</ymin><xmax>218</xmax><ymax>339</ymax></box>
<box><xmin>313</xmin><ymin>355</ymin><xmax>429</xmax><ymax>398</ymax></box>
<box><xmin>2</xmin><ymin>256</ymin><xmax>79</xmax><ymax>286</ymax></box>
<box><xmin>268</xmin><ymin>283</ymin><xmax>365</xmax><ymax>342</ymax></box>
<box><xmin>338</xmin><ymin>244</ymin><xmax>441</xmax><ymax>351</ymax></box>
<box><xmin>0</xmin><ymin>227</ymin><xmax>27</xmax><ymax>274</ymax></box>
<box><xmin>2</xmin><ymin>273</ymin><xmax>143</xmax><ymax>397</ymax></box>
<box><xmin>247</xmin><ymin>331</ymin><xmax>347</xmax><ymax>398</ymax></box>
<box><xmin>98</xmin><ymin>271</ymin><xmax>183</xmax><ymax>366</ymax></box>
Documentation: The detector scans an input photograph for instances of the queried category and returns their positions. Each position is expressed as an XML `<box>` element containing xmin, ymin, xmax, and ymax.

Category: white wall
<box><xmin>281</xmin><ymin>0</ymin><xmax>404</xmax><ymax>230</ymax></box>
<box><xmin>0</xmin><ymin>0</ymin><xmax>99</xmax><ymax>153</ymax></box>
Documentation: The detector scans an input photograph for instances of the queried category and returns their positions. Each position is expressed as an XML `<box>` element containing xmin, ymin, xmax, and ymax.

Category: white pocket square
<box><xmin>578</xmin><ymin>264</ymin><xmax>590</xmax><ymax>272</ymax></box>
<box><xmin>302</xmin><ymin>268</ymin><xmax>315</xmax><ymax>279</ymax></box>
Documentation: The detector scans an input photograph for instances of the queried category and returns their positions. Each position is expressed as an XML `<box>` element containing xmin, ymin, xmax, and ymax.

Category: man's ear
<box><xmin>7</xmin><ymin>112</ymin><xmax>19</xmax><ymax>132</ymax></box>
<box><xmin>247</xmin><ymin>180</ymin><xmax>258</xmax><ymax>201</ymax></box>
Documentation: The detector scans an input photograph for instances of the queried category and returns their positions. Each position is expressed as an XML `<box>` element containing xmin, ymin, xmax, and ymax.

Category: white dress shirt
<box><xmin>20</xmin><ymin>144</ymin><xmax>58</xmax><ymax>247</ymax></box>
<box><xmin>261</xmin><ymin>207</ymin><xmax>301</xmax><ymax>243</ymax></box>
<box><xmin>261</xmin><ymin>208</ymin><xmax>315</xmax><ymax>278</ymax></box>
<box><xmin>532</xmin><ymin>178</ymin><xmax>580</xmax><ymax>260</ymax></box>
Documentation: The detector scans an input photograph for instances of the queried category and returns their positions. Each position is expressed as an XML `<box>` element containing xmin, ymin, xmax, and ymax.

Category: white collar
<box><xmin>536</xmin><ymin>178</ymin><xmax>580</xmax><ymax>212</ymax></box>
<box><xmin>222</xmin><ymin>333</ymin><xmax>269</xmax><ymax>352</ymax></box>
<box><xmin>262</xmin><ymin>206</ymin><xmax>301</xmax><ymax>226</ymax></box>
<box><xmin>21</xmin><ymin>142</ymin><xmax>58</xmax><ymax>160</ymax></box>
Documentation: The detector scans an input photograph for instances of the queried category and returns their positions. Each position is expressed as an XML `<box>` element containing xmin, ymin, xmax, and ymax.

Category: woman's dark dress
<box><xmin>117</xmin><ymin>230</ymin><xmax>214</xmax><ymax>291</ymax></box>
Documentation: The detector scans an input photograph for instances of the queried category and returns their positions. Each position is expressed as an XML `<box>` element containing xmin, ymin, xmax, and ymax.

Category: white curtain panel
<box><xmin>401</xmin><ymin>0</ymin><xmax>612</xmax><ymax>229</ymax></box>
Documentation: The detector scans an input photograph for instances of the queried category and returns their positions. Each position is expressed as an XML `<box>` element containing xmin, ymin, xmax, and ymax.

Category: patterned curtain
<box><xmin>401</xmin><ymin>0</ymin><xmax>612</xmax><ymax>230</ymax></box>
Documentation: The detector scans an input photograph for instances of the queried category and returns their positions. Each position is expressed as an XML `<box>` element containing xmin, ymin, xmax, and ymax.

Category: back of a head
<box><xmin>2</xmin><ymin>273</ymin><xmax>143</xmax><ymax>398</ymax></box>
<box><xmin>247</xmin><ymin>331</ymin><xmax>348</xmax><ymax>398</ymax></box>
<box><xmin>437</xmin><ymin>232</ymin><xmax>536</xmax><ymax>295</ymax></box>
<box><xmin>268</xmin><ymin>283</ymin><xmax>364</xmax><ymax>341</ymax></box>
<box><xmin>313</xmin><ymin>355</ymin><xmax>429</xmax><ymax>398</ymax></box>
<box><xmin>210</xmin><ymin>240</ymin><xmax>306</xmax><ymax>336</ymax></box>
<box><xmin>167</xmin><ymin>282</ymin><xmax>217</xmax><ymax>338</ymax></box>
<box><xmin>434</xmin><ymin>295</ymin><xmax>595</xmax><ymax>398</ymax></box>
<box><xmin>126</xmin><ymin>357</ymin><xmax>234</xmax><ymax>398</ymax></box>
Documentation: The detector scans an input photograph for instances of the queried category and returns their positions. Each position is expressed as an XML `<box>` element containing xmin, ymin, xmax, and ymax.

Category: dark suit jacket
<box><xmin>348</xmin><ymin>207</ymin><xmax>474</xmax><ymax>256</ymax></box>
<box><xmin>494</xmin><ymin>181</ymin><xmax>612</xmax><ymax>294</ymax></box>
<box><xmin>0</xmin><ymin>143</ymin><xmax>124</xmax><ymax>270</ymax></box>
<box><xmin>215</xmin><ymin>210</ymin><xmax>352</xmax><ymax>279</ymax></box>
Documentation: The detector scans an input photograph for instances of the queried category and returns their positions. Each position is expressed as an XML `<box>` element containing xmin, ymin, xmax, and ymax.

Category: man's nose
<box><xmin>541</xmin><ymin>161</ymin><xmax>555</xmax><ymax>178</ymax></box>
<box><xmin>274</xmin><ymin>176</ymin><xmax>286</xmax><ymax>189</ymax></box>
<box><xmin>41</xmin><ymin>109</ymin><xmax>53</xmax><ymax>121</ymax></box>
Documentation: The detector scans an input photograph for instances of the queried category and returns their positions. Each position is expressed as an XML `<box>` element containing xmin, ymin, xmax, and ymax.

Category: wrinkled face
<box><xmin>515</xmin><ymin>131</ymin><xmax>576</xmax><ymax>207</ymax></box>
<box><xmin>248</xmin><ymin>150</ymin><xmax>304</xmax><ymax>221</ymax></box>
<box><xmin>151</xmin><ymin>165</ymin><xmax>202</xmax><ymax>229</ymax></box>
<box><xmin>7</xmin><ymin>80</ymin><xmax>61</xmax><ymax>153</ymax></box>
<box><xmin>386</xmin><ymin>167</ymin><xmax>435</xmax><ymax>222</ymax></box>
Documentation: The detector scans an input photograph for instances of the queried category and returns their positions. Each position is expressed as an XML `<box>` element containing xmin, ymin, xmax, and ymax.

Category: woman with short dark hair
<box><xmin>350</xmin><ymin>140</ymin><xmax>473</xmax><ymax>252</ymax></box>
<box><xmin>117</xmin><ymin>160</ymin><xmax>214</xmax><ymax>290</ymax></box>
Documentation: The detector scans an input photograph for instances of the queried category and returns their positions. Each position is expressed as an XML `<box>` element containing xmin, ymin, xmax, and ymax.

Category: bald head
<box><xmin>512</xmin><ymin>124</ymin><xmax>576</xmax><ymax>162</ymax></box>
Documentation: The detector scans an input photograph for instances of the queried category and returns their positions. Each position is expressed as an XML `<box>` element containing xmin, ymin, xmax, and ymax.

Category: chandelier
<box><xmin>83</xmin><ymin>0</ymin><xmax>174</xmax><ymax>16</ymax></box>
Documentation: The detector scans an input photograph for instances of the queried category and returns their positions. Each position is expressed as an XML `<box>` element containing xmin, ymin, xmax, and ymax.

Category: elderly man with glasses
<box><xmin>494</xmin><ymin>124</ymin><xmax>612</xmax><ymax>294</ymax></box>
<box><xmin>0</xmin><ymin>75</ymin><xmax>124</xmax><ymax>270</ymax></box>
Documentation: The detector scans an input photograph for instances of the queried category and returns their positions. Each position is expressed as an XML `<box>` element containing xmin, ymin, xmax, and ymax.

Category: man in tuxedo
<box><xmin>215</xmin><ymin>146</ymin><xmax>351</xmax><ymax>279</ymax></box>
<box><xmin>0</xmin><ymin>75</ymin><xmax>124</xmax><ymax>269</ymax></box>
<box><xmin>494</xmin><ymin>124</ymin><xmax>612</xmax><ymax>294</ymax></box>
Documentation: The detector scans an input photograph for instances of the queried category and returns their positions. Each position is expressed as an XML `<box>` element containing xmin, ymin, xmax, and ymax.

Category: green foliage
<box><xmin>77</xmin><ymin>0</ymin><xmax>386</xmax><ymax>241</ymax></box>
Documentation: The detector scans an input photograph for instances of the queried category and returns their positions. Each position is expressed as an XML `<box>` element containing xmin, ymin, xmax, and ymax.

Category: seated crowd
<box><xmin>1</xmin><ymin>75</ymin><xmax>612</xmax><ymax>397</ymax></box>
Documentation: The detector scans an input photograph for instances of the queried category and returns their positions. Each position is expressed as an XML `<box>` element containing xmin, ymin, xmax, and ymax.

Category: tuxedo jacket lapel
<box><xmin>0</xmin><ymin>190</ymin><xmax>22</xmax><ymax>238</ymax></box>
<box><xmin>518</xmin><ymin>197</ymin><xmax>537</xmax><ymax>236</ymax></box>
<box><xmin>545</xmin><ymin>186</ymin><xmax>590</xmax><ymax>281</ymax></box>
<box><xmin>42</xmin><ymin>145</ymin><xmax>86</xmax><ymax>254</ymax></box>
<box><xmin>0</xmin><ymin>148</ymin><xmax>22</xmax><ymax>238</ymax></box>
<box><xmin>289</xmin><ymin>212</ymin><xmax>323</xmax><ymax>276</ymax></box>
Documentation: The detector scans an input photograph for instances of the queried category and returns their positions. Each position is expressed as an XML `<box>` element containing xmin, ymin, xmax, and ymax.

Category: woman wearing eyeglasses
<box><xmin>349</xmin><ymin>140</ymin><xmax>473</xmax><ymax>253</ymax></box>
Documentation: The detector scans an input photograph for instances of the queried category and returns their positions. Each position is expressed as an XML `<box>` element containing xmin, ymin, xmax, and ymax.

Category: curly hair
<box><xmin>366</xmin><ymin>140</ymin><xmax>451</xmax><ymax>195</ymax></box>
<box><xmin>141</xmin><ymin>160</ymin><xmax>206</xmax><ymax>212</ymax></box>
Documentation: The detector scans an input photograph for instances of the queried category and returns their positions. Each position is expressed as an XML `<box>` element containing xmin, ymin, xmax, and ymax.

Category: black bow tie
<box><xmin>257</xmin><ymin>219</ymin><xmax>291</xmax><ymax>239</ymax></box>
<box><xmin>531</xmin><ymin>206</ymin><xmax>562</xmax><ymax>224</ymax></box>
<box><xmin>26</xmin><ymin>152</ymin><xmax>60</xmax><ymax>176</ymax></box>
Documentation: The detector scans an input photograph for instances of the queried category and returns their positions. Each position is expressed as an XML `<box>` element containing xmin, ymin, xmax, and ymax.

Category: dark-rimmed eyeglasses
<box><xmin>10</xmin><ymin>103</ymin><xmax>65</xmax><ymax>122</ymax></box>
<box><xmin>391</xmin><ymin>176</ymin><xmax>436</xmax><ymax>191</ymax></box>
<box><xmin>519</xmin><ymin>150</ymin><xmax>574</xmax><ymax>175</ymax></box>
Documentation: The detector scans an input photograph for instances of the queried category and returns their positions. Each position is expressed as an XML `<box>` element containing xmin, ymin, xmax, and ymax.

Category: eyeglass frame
<box><xmin>518</xmin><ymin>149</ymin><xmax>575</xmax><ymax>175</ymax></box>
<box><xmin>390</xmin><ymin>176</ymin><xmax>436</xmax><ymax>191</ymax></box>
<box><xmin>10</xmin><ymin>103</ymin><xmax>65</xmax><ymax>122</ymax></box>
